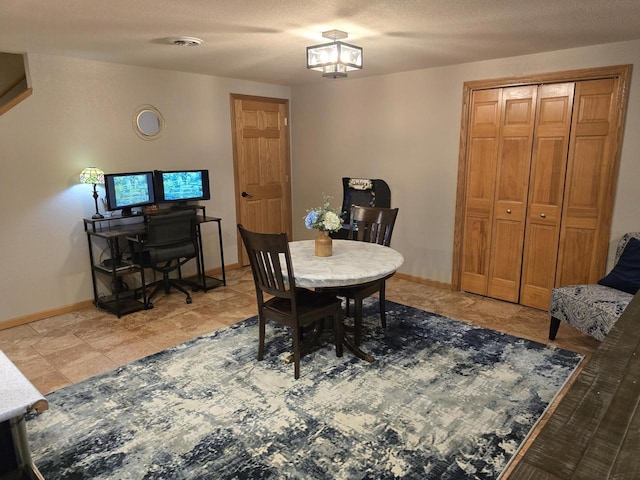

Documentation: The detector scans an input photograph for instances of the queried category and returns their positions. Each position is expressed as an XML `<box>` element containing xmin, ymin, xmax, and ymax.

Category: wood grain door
<box><xmin>519</xmin><ymin>83</ymin><xmax>575</xmax><ymax>309</ymax></box>
<box><xmin>486</xmin><ymin>86</ymin><xmax>537</xmax><ymax>302</ymax></box>
<box><xmin>454</xmin><ymin>66</ymin><xmax>631</xmax><ymax>310</ymax></box>
<box><xmin>231</xmin><ymin>95</ymin><xmax>292</xmax><ymax>266</ymax></box>
<box><xmin>460</xmin><ymin>88</ymin><xmax>501</xmax><ymax>295</ymax></box>
<box><xmin>556</xmin><ymin>78</ymin><xmax>620</xmax><ymax>286</ymax></box>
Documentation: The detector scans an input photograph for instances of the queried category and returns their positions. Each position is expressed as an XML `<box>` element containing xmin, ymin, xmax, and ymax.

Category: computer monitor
<box><xmin>155</xmin><ymin>169</ymin><xmax>210</xmax><ymax>207</ymax></box>
<box><xmin>104</xmin><ymin>171</ymin><xmax>156</xmax><ymax>216</ymax></box>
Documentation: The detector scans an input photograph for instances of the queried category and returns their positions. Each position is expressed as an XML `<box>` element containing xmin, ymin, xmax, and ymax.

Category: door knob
<box><xmin>540</xmin><ymin>213</ymin><xmax>546</xmax><ymax>218</ymax></box>
<box><xmin>241</xmin><ymin>191</ymin><xmax>252</xmax><ymax>198</ymax></box>
<box><xmin>506</xmin><ymin>209</ymin><xmax>512</xmax><ymax>214</ymax></box>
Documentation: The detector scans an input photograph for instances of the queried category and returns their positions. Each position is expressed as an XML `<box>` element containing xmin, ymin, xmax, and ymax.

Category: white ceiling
<box><xmin>2</xmin><ymin>0</ymin><xmax>640</xmax><ymax>86</ymax></box>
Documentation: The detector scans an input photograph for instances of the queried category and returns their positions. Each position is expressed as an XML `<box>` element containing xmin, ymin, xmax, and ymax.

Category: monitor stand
<box><xmin>170</xmin><ymin>201</ymin><xmax>190</xmax><ymax>210</ymax></box>
<box><xmin>120</xmin><ymin>207</ymin><xmax>133</xmax><ymax>217</ymax></box>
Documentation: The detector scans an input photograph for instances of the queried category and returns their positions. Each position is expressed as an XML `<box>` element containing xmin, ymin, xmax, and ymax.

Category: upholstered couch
<box><xmin>549</xmin><ymin>232</ymin><xmax>640</xmax><ymax>341</ymax></box>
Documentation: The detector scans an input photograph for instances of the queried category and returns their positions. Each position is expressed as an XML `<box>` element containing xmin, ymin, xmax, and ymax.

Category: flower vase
<box><xmin>315</xmin><ymin>230</ymin><xmax>333</xmax><ymax>257</ymax></box>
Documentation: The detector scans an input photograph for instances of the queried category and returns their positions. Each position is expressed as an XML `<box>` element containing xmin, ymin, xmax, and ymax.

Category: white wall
<box><xmin>0</xmin><ymin>53</ymin><xmax>290</xmax><ymax>324</ymax></box>
<box><xmin>291</xmin><ymin>39</ymin><xmax>640</xmax><ymax>283</ymax></box>
<box><xmin>3</xmin><ymin>39</ymin><xmax>640</xmax><ymax>325</ymax></box>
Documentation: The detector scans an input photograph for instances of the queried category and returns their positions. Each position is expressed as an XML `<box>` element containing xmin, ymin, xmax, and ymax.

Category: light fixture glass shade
<box><xmin>307</xmin><ymin>40</ymin><xmax>363</xmax><ymax>78</ymax></box>
<box><xmin>79</xmin><ymin>167</ymin><xmax>105</xmax><ymax>185</ymax></box>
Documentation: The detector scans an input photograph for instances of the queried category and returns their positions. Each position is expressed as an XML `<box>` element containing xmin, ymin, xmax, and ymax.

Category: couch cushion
<box><xmin>598</xmin><ymin>237</ymin><xmax>640</xmax><ymax>294</ymax></box>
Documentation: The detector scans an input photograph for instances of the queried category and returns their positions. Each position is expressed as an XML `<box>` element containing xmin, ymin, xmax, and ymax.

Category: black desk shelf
<box><xmin>96</xmin><ymin>291</ymin><xmax>146</xmax><ymax>316</ymax></box>
<box><xmin>83</xmin><ymin>216</ymin><xmax>148</xmax><ymax>317</ymax></box>
<box><xmin>83</xmin><ymin>209</ymin><xmax>225</xmax><ymax>317</ymax></box>
<box><xmin>93</xmin><ymin>263</ymin><xmax>138</xmax><ymax>275</ymax></box>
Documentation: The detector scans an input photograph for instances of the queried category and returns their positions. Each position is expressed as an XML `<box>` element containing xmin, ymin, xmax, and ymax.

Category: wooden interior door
<box><xmin>460</xmin><ymin>88</ymin><xmax>501</xmax><ymax>295</ymax></box>
<box><xmin>231</xmin><ymin>95</ymin><xmax>292</xmax><ymax>266</ymax></box>
<box><xmin>486</xmin><ymin>86</ymin><xmax>536</xmax><ymax>302</ymax></box>
<box><xmin>556</xmin><ymin>78</ymin><xmax>620</xmax><ymax>286</ymax></box>
<box><xmin>519</xmin><ymin>83</ymin><xmax>575</xmax><ymax>309</ymax></box>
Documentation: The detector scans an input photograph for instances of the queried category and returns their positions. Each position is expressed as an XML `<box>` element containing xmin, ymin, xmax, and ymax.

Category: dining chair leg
<box><xmin>379</xmin><ymin>281</ymin><xmax>387</xmax><ymax>328</ymax></box>
<box><xmin>258</xmin><ymin>316</ymin><xmax>266</xmax><ymax>361</ymax></box>
<box><xmin>292</xmin><ymin>325</ymin><xmax>301</xmax><ymax>379</ymax></box>
<box><xmin>354</xmin><ymin>298</ymin><xmax>363</xmax><ymax>346</ymax></box>
<box><xmin>334</xmin><ymin>310</ymin><xmax>344</xmax><ymax>357</ymax></box>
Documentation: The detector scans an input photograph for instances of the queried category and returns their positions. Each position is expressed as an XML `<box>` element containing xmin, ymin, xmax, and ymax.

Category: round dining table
<box><xmin>287</xmin><ymin>239</ymin><xmax>404</xmax><ymax>362</ymax></box>
<box><xmin>288</xmin><ymin>239</ymin><xmax>404</xmax><ymax>289</ymax></box>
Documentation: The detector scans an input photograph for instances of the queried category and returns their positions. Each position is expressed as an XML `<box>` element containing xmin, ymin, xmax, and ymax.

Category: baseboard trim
<box><xmin>0</xmin><ymin>263</ymin><xmax>244</xmax><ymax>331</ymax></box>
<box><xmin>0</xmin><ymin>300</ymin><xmax>95</xmax><ymax>331</ymax></box>
<box><xmin>394</xmin><ymin>272</ymin><xmax>452</xmax><ymax>290</ymax></box>
<box><xmin>0</xmin><ymin>264</ymin><xmax>439</xmax><ymax>331</ymax></box>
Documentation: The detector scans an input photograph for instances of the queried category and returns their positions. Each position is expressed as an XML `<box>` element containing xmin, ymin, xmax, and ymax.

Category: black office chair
<box><xmin>331</xmin><ymin>177</ymin><xmax>391</xmax><ymax>239</ymax></box>
<box><xmin>238</xmin><ymin>224</ymin><xmax>343</xmax><ymax>379</ymax></box>
<box><xmin>336</xmin><ymin>205</ymin><xmax>399</xmax><ymax>345</ymax></box>
<box><xmin>129</xmin><ymin>210</ymin><xmax>198</xmax><ymax>307</ymax></box>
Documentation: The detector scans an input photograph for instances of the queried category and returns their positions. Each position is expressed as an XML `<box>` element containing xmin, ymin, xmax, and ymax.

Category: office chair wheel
<box><xmin>186</xmin><ymin>296</ymin><xmax>192</xmax><ymax>304</ymax></box>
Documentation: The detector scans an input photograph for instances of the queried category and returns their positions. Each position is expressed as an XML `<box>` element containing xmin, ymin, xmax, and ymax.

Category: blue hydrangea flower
<box><xmin>305</xmin><ymin>210</ymin><xmax>318</xmax><ymax>229</ymax></box>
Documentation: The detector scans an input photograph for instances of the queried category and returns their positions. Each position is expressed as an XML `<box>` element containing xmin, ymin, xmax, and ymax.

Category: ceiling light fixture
<box><xmin>306</xmin><ymin>30</ymin><xmax>363</xmax><ymax>79</ymax></box>
<box><xmin>166</xmin><ymin>36</ymin><xmax>204</xmax><ymax>47</ymax></box>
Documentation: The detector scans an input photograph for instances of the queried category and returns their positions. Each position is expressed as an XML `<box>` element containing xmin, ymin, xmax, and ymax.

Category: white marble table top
<box><xmin>288</xmin><ymin>240</ymin><xmax>404</xmax><ymax>288</ymax></box>
<box><xmin>0</xmin><ymin>350</ymin><xmax>48</xmax><ymax>422</ymax></box>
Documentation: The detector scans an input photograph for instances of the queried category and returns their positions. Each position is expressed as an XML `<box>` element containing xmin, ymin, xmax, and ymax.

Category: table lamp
<box><xmin>79</xmin><ymin>167</ymin><xmax>105</xmax><ymax>219</ymax></box>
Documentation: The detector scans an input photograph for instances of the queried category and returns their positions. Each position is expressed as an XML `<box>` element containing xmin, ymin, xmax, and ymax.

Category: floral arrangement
<box><xmin>304</xmin><ymin>195</ymin><xmax>343</xmax><ymax>232</ymax></box>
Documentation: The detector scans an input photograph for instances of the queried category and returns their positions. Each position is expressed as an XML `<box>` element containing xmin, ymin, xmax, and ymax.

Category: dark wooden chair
<box><xmin>237</xmin><ymin>224</ymin><xmax>343</xmax><ymax>379</ymax></box>
<box><xmin>129</xmin><ymin>210</ymin><xmax>198</xmax><ymax>306</ymax></box>
<box><xmin>337</xmin><ymin>205</ymin><xmax>399</xmax><ymax>345</ymax></box>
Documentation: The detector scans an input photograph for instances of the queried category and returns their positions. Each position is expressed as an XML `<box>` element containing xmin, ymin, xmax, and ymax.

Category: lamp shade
<box><xmin>79</xmin><ymin>167</ymin><xmax>105</xmax><ymax>185</ymax></box>
<box><xmin>307</xmin><ymin>41</ymin><xmax>363</xmax><ymax>78</ymax></box>
<box><xmin>307</xmin><ymin>30</ymin><xmax>363</xmax><ymax>79</ymax></box>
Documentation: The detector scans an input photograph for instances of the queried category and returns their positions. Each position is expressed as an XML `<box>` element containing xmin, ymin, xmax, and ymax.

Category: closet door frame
<box><xmin>452</xmin><ymin>64</ymin><xmax>632</xmax><ymax>292</ymax></box>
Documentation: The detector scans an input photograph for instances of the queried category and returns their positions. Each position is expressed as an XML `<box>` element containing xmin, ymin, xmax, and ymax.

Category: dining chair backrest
<box><xmin>237</xmin><ymin>224</ymin><xmax>296</xmax><ymax>302</ymax></box>
<box><xmin>348</xmin><ymin>206</ymin><xmax>399</xmax><ymax>246</ymax></box>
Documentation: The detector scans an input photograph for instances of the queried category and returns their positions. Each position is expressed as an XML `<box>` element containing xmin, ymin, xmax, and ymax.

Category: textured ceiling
<box><xmin>1</xmin><ymin>0</ymin><xmax>640</xmax><ymax>86</ymax></box>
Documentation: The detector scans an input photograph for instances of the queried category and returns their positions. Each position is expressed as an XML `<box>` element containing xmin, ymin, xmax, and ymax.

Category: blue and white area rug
<box><xmin>27</xmin><ymin>301</ymin><xmax>583</xmax><ymax>479</ymax></box>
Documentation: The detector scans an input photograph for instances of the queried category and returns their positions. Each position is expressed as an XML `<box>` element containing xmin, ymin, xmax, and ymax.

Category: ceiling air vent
<box><xmin>166</xmin><ymin>37</ymin><xmax>203</xmax><ymax>47</ymax></box>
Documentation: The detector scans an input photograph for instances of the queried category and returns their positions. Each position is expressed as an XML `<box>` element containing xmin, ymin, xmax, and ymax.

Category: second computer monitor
<box><xmin>155</xmin><ymin>169</ymin><xmax>210</xmax><ymax>207</ymax></box>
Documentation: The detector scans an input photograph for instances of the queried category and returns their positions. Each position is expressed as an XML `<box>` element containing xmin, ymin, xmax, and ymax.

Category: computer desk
<box><xmin>83</xmin><ymin>207</ymin><xmax>225</xmax><ymax>317</ymax></box>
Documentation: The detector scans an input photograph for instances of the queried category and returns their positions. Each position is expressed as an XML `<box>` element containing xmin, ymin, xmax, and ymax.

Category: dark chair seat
<box><xmin>266</xmin><ymin>289</ymin><xmax>343</xmax><ymax>318</ymax></box>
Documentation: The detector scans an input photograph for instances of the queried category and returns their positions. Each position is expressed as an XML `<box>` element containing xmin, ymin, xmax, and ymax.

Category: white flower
<box><xmin>323</xmin><ymin>211</ymin><xmax>342</xmax><ymax>231</ymax></box>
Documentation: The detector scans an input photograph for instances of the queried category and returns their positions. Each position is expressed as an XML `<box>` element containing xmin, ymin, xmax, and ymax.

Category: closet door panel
<box><xmin>488</xmin><ymin>218</ymin><xmax>525</xmax><ymax>300</ymax></box>
<box><xmin>461</xmin><ymin>89</ymin><xmax>501</xmax><ymax>295</ymax></box>
<box><xmin>557</xmin><ymin>78</ymin><xmax>618</xmax><ymax>286</ymax></box>
<box><xmin>520</xmin><ymin>83</ymin><xmax>574</xmax><ymax>309</ymax></box>
<box><xmin>487</xmin><ymin>86</ymin><xmax>536</xmax><ymax>302</ymax></box>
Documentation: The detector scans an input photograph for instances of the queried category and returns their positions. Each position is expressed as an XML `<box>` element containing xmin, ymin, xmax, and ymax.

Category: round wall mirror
<box><xmin>133</xmin><ymin>105</ymin><xmax>165</xmax><ymax>140</ymax></box>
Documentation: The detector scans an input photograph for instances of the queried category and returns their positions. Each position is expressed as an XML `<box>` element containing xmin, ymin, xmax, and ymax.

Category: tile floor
<box><xmin>0</xmin><ymin>267</ymin><xmax>601</xmax><ymax>476</ymax></box>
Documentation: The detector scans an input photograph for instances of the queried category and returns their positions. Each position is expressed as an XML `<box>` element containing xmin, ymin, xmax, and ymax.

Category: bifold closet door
<box><xmin>519</xmin><ymin>83</ymin><xmax>575</xmax><ymax>309</ymax></box>
<box><xmin>556</xmin><ymin>78</ymin><xmax>621</xmax><ymax>286</ymax></box>
<box><xmin>460</xmin><ymin>86</ymin><xmax>536</xmax><ymax>300</ymax></box>
<box><xmin>458</xmin><ymin>66</ymin><xmax>629</xmax><ymax>310</ymax></box>
<box><xmin>486</xmin><ymin>86</ymin><xmax>537</xmax><ymax>302</ymax></box>
<box><xmin>460</xmin><ymin>88</ymin><xmax>500</xmax><ymax>295</ymax></box>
